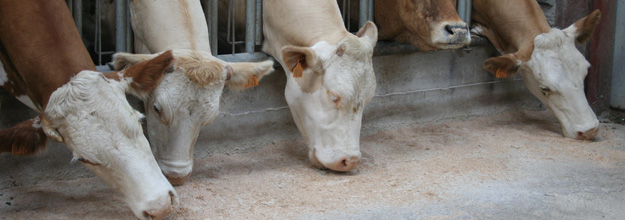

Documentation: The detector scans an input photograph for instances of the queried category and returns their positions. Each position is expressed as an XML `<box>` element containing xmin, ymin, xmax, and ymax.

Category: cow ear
<box><xmin>0</xmin><ymin>117</ymin><xmax>49</xmax><ymax>155</ymax></box>
<box><xmin>356</xmin><ymin>21</ymin><xmax>378</xmax><ymax>47</ymax></box>
<box><xmin>109</xmin><ymin>51</ymin><xmax>174</xmax><ymax>99</ymax></box>
<box><xmin>563</xmin><ymin>9</ymin><xmax>601</xmax><ymax>44</ymax></box>
<box><xmin>41</xmin><ymin>115</ymin><xmax>63</xmax><ymax>143</ymax></box>
<box><xmin>483</xmin><ymin>54</ymin><xmax>521</xmax><ymax>78</ymax></box>
<box><xmin>224</xmin><ymin>60</ymin><xmax>274</xmax><ymax>90</ymax></box>
<box><xmin>112</xmin><ymin>52</ymin><xmax>158</xmax><ymax>70</ymax></box>
<box><xmin>281</xmin><ymin>46</ymin><xmax>322</xmax><ymax>78</ymax></box>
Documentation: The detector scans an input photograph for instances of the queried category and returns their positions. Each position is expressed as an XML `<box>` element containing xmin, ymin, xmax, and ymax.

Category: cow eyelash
<box><xmin>72</xmin><ymin>157</ymin><xmax>100</xmax><ymax>166</ymax></box>
<box><xmin>153</xmin><ymin>104</ymin><xmax>161</xmax><ymax>114</ymax></box>
<box><xmin>540</xmin><ymin>86</ymin><xmax>552</xmax><ymax>96</ymax></box>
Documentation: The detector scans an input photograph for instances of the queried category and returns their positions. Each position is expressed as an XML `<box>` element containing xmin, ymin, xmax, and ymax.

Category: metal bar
<box><xmin>457</xmin><ymin>0</ymin><xmax>467</xmax><ymax>23</ymax></box>
<box><xmin>210</xmin><ymin>0</ymin><xmax>218</xmax><ymax>55</ymax></box>
<box><xmin>67</xmin><ymin>0</ymin><xmax>73</xmax><ymax>13</ymax></box>
<box><xmin>465</xmin><ymin>0</ymin><xmax>472</xmax><ymax>28</ymax></box>
<box><xmin>255</xmin><ymin>0</ymin><xmax>263</xmax><ymax>45</ymax></box>
<box><xmin>368</xmin><ymin>0</ymin><xmax>374</xmax><ymax>22</ymax></box>
<box><xmin>115</xmin><ymin>0</ymin><xmax>128</xmax><ymax>52</ymax></box>
<box><xmin>95</xmin><ymin>0</ymin><xmax>102</xmax><ymax>64</ymax></box>
<box><xmin>125</xmin><ymin>0</ymin><xmax>132</xmax><ymax>53</ymax></box>
<box><xmin>73</xmin><ymin>0</ymin><xmax>83</xmax><ymax>36</ymax></box>
<box><xmin>245</xmin><ymin>0</ymin><xmax>255</xmax><ymax>53</ymax></box>
<box><xmin>610</xmin><ymin>0</ymin><xmax>625</xmax><ymax>109</ymax></box>
<box><xmin>359</xmin><ymin>0</ymin><xmax>368</xmax><ymax>28</ymax></box>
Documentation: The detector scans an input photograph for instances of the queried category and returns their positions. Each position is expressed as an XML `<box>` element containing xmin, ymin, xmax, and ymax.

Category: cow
<box><xmin>262</xmin><ymin>0</ymin><xmax>378</xmax><ymax>172</ymax></box>
<box><xmin>0</xmin><ymin>0</ymin><xmax>178</xmax><ymax>219</ymax></box>
<box><xmin>111</xmin><ymin>0</ymin><xmax>274</xmax><ymax>186</ymax></box>
<box><xmin>472</xmin><ymin>0</ymin><xmax>601</xmax><ymax>140</ymax></box>
<box><xmin>374</xmin><ymin>0</ymin><xmax>471</xmax><ymax>51</ymax></box>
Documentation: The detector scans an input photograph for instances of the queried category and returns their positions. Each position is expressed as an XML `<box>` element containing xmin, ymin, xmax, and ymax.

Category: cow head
<box><xmin>113</xmin><ymin>50</ymin><xmax>273</xmax><ymax>185</ymax></box>
<box><xmin>42</xmin><ymin>51</ymin><xmax>178</xmax><ymax>220</ymax></box>
<box><xmin>279</xmin><ymin>22</ymin><xmax>377</xmax><ymax>172</ymax></box>
<box><xmin>483</xmin><ymin>10</ymin><xmax>601</xmax><ymax>140</ymax></box>
<box><xmin>396</xmin><ymin>0</ymin><xmax>470</xmax><ymax>50</ymax></box>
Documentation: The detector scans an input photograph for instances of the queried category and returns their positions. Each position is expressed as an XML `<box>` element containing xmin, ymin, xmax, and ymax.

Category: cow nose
<box><xmin>142</xmin><ymin>191</ymin><xmax>178</xmax><ymax>220</ymax></box>
<box><xmin>444</xmin><ymin>24</ymin><xmax>469</xmax><ymax>37</ymax></box>
<box><xmin>326</xmin><ymin>156</ymin><xmax>360</xmax><ymax>172</ymax></box>
<box><xmin>576</xmin><ymin>126</ymin><xmax>599</xmax><ymax>140</ymax></box>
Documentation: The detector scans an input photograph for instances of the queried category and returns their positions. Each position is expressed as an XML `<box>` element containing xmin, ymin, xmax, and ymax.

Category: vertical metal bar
<box><xmin>610</xmin><ymin>0</ymin><xmax>625</xmax><ymax>109</ymax></box>
<box><xmin>465</xmin><ymin>0</ymin><xmax>472</xmax><ymax>28</ymax></box>
<box><xmin>346</xmin><ymin>0</ymin><xmax>351</xmax><ymax>31</ymax></box>
<box><xmin>255</xmin><ymin>0</ymin><xmax>263</xmax><ymax>45</ymax></box>
<box><xmin>115</xmin><ymin>0</ymin><xmax>128</xmax><ymax>52</ymax></box>
<box><xmin>210</xmin><ymin>0</ymin><xmax>218</xmax><ymax>55</ymax></box>
<box><xmin>73</xmin><ymin>0</ymin><xmax>83</xmax><ymax>36</ymax></box>
<box><xmin>245</xmin><ymin>0</ymin><xmax>255</xmax><ymax>53</ymax></box>
<box><xmin>67</xmin><ymin>0</ymin><xmax>73</xmax><ymax>13</ymax></box>
<box><xmin>95</xmin><ymin>0</ymin><xmax>102</xmax><ymax>65</ymax></box>
<box><xmin>229</xmin><ymin>0</ymin><xmax>235</xmax><ymax>54</ymax></box>
<box><xmin>368</xmin><ymin>0</ymin><xmax>374</xmax><ymax>22</ymax></box>
<box><xmin>125</xmin><ymin>0</ymin><xmax>132</xmax><ymax>53</ymax></box>
<box><xmin>457</xmin><ymin>0</ymin><xmax>467</xmax><ymax>23</ymax></box>
<box><xmin>342</xmin><ymin>0</ymin><xmax>347</xmax><ymax>27</ymax></box>
<box><xmin>359</xmin><ymin>0</ymin><xmax>368</xmax><ymax>28</ymax></box>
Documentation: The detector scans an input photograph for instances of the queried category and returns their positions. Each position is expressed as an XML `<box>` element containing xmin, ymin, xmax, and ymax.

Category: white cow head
<box><xmin>113</xmin><ymin>50</ymin><xmax>274</xmax><ymax>185</ymax></box>
<box><xmin>483</xmin><ymin>10</ymin><xmax>601</xmax><ymax>140</ymax></box>
<box><xmin>42</xmin><ymin>51</ymin><xmax>178</xmax><ymax>220</ymax></box>
<box><xmin>280</xmin><ymin>22</ymin><xmax>378</xmax><ymax>172</ymax></box>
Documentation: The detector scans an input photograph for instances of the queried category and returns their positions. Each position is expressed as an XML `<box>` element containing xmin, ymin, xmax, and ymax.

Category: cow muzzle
<box><xmin>157</xmin><ymin>159</ymin><xmax>193</xmax><ymax>186</ymax></box>
<box><xmin>139</xmin><ymin>190</ymin><xmax>178</xmax><ymax>220</ymax></box>
<box><xmin>433</xmin><ymin>21</ymin><xmax>471</xmax><ymax>48</ymax></box>
<box><xmin>309</xmin><ymin>148</ymin><xmax>361</xmax><ymax>172</ymax></box>
<box><xmin>576</xmin><ymin>126</ymin><xmax>599</xmax><ymax>140</ymax></box>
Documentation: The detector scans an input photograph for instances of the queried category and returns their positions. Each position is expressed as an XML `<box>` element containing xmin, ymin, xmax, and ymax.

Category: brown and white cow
<box><xmin>262</xmin><ymin>0</ymin><xmax>377</xmax><ymax>172</ymax></box>
<box><xmin>472</xmin><ymin>0</ymin><xmax>601</xmax><ymax>140</ymax></box>
<box><xmin>112</xmin><ymin>0</ymin><xmax>274</xmax><ymax>185</ymax></box>
<box><xmin>375</xmin><ymin>0</ymin><xmax>471</xmax><ymax>51</ymax></box>
<box><xmin>0</xmin><ymin>1</ymin><xmax>178</xmax><ymax>219</ymax></box>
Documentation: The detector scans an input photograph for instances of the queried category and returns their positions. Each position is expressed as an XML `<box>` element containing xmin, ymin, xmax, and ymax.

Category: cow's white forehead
<box><xmin>312</xmin><ymin>39</ymin><xmax>376</xmax><ymax>103</ymax></box>
<box><xmin>45</xmin><ymin>71</ymin><xmax>144</xmax><ymax>153</ymax></box>
<box><xmin>529</xmin><ymin>29</ymin><xmax>590</xmax><ymax>87</ymax></box>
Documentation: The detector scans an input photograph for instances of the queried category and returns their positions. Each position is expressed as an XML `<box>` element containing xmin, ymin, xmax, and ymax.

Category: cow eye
<box><xmin>540</xmin><ymin>86</ymin><xmax>551</xmax><ymax>96</ymax></box>
<box><xmin>153</xmin><ymin>104</ymin><xmax>161</xmax><ymax>114</ymax></box>
<box><xmin>75</xmin><ymin>157</ymin><xmax>99</xmax><ymax>166</ymax></box>
<box><xmin>328</xmin><ymin>91</ymin><xmax>341</xmax><ymax>104</ymax></box>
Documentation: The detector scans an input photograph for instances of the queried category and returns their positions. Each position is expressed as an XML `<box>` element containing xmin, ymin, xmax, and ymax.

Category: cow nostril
<box><xmin>341</xmin><ymin>158</ymin><xmax>348</xmax><ymax>167</ymax></box>
<box><xmin>577</xmin><ymin>127</ymin><xmax>599</xmax><ymax>140</ymax></box>
<box><xmin>444</xmin><ymin>25</ymin><xmax>454</xmax><ymax>35</ymax></box>
<box><xmin>142</xmin><ymin>211</ymin><xmax>155</xmax><ymax>220</ymax></box>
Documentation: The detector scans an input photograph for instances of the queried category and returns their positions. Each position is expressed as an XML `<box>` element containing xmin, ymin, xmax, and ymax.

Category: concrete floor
<box><xmin>1</xmin><ymin>110</ymin><xmax>624</xmax><ymax>219</ymax></box>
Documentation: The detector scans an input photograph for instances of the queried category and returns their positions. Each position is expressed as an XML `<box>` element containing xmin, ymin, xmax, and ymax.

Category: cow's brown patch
<box><xmin>0</xmin><ymin>117</ymin><xmax>48</xmax><ymax>155</ymax></box>
<box><xmin>573</xmin><ymin>9</ymin><xmax>601</xmax><ymax>44</ymax></box>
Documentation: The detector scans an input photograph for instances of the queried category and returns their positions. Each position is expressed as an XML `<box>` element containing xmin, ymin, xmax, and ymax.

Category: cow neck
<box><xmin>473</xmin><ymin>0</ymin><xmax>551</xmax><ymax>61</ymax></box>
<box><xmin>0</xmin><ymin>0</ymin><xmax>96</xmax><ymax>110</ymax></box>
<box><xmin>130</xmin><ymin>0</ymin><xmax>212</xmax><ymax>53</ymax></box>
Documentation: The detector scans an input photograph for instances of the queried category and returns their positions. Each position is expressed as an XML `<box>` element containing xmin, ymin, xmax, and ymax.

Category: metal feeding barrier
<box><xmin>66</xmin><ymin>0</ymin><xmax>473</xmax><ymax>65</ymax></box>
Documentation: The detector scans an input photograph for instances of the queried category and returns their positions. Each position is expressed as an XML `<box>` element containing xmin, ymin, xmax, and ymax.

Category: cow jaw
<box><xmin>284</xmin><ymin>39</ymin><xmax>375</xmax><ymax>172</ymax></box>
<box><xmin>44</xmin><ymin>71</ymin><xmax>178</xmax><ymax>220</ymax></box>
<box><xmin>521</xmin><ymin>28</ymin><xmax>599</xmax><ymax>140</ymax></box>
